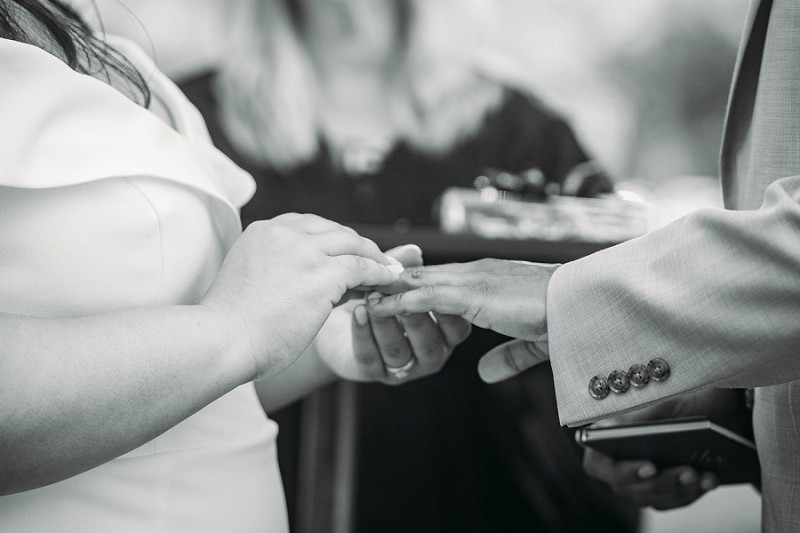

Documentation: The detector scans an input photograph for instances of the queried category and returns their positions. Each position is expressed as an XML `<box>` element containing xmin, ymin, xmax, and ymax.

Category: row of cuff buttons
<box><xmin>589</xmin><ymin>358</ymin><xmax>670</xmax><ymax>400</ymax></box>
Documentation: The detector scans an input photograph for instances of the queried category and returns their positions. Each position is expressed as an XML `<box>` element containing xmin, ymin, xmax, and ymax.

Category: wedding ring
<box><xmin>385</xmin><ymin>358</ymin><xmax>415</xmax><ymax>381</ymax></box>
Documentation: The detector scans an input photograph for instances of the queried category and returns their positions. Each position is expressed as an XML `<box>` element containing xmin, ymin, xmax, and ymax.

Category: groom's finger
<box><xmin>478</xmin><ymin>339</ymin><xmax>549</xmax><ymax>383</ymax></box>
<box><xmin>366</xmin><ymin>286</ymin><xmax>472</xmax><ymax>317</ymax></box>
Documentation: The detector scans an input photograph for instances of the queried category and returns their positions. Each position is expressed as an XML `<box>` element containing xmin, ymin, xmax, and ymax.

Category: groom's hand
<box><xmin>366</xmin><ymin>258</ymin><xmax>558</xmax><ymax>343</ymax></box>
<box><xmin>580</xmin><ymin>390</ymin><xmax>747</xmax><ymax>510</ymax></box>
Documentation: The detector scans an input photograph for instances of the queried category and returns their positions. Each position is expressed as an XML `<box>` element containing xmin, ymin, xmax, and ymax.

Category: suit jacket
<box><xmin>547</xmin><ymin>0</ymin><xmax>800</xmax><ymax>530</ymax></box>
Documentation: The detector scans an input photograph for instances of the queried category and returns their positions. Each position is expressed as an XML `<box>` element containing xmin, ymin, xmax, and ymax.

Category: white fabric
<box><xmin>0</xmin><ymin>37</ymin><xmax>287</xmax><ymax>532</ymax></box>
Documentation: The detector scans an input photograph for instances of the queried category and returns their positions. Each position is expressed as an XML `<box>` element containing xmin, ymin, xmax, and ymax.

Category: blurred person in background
<box><xmin>180</xmin><ymin>0</ymin><xmax>613</xmax><ymax>229</ymax></box>
<box><xmin>170</xmin><ymin>1</ymin><xmax>636</xmax><ymax>531</ymax></box>
<box><xmin>0</xmin><ymin>1</ymin><xmax>470</xmax><ymax>531</ymax></box>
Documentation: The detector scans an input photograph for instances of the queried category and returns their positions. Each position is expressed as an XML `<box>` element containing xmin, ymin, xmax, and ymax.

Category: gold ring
<box><xmin>385</xmin><ymin>358</ymin><xmax>415</xmax><ymax>380</ymax></box>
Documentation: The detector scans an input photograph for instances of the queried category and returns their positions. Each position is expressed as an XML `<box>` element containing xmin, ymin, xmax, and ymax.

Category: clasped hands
<box><xmin>314</xmin><ymin>244</ymin><xmax>473</xmax><ymax>384</ymax></box>
<box><xmin>316</xmin><ymin>253</ymin><xmax>557</xmax><ymax>386</ymax></box>
<box><xmin>364</xmin><ymin>258</ymin><xmax>558</xmax><ymax>383</ymax></box>
<box><xmin>208</xmin><ymin>213</ymin><xmax>726</xmax><ymax>511</ymax></box>
<box><xmin>207</xmin><ymin>213</ymin><xmax>554</xmax><ymax>385</ymax></box>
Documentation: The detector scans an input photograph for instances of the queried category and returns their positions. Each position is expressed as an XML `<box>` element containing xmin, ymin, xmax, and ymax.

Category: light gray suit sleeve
<box><xmin>547</xmin><ymin>175</ymin><xmax>800</xmax><ymax>426</ymax></box>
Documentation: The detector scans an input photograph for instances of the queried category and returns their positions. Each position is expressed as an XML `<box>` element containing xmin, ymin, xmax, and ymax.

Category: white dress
<box><xmin>0</xmin><ymin>37</ymin><xmax>289</xmax><ymax>532</ymax></box>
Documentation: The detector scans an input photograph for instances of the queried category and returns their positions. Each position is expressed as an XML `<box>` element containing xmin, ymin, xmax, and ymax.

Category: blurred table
<box><xmin>287</xmin><ymin>226</ymin><xmax>624</xmax><ymax>533</ymax></box>
<box><xmin>353</xmin><ymin>223</ymin><xmax>615</xmax><ymax>264</ymax></box>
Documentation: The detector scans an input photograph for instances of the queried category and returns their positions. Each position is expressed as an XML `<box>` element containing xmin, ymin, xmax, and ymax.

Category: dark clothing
<box><xmin>179</xmin><ymin>71</ymin><xmax>610</xmax><ymax>228</ymax></box>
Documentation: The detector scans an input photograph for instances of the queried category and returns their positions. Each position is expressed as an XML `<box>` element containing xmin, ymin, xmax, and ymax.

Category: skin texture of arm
<box><xmin>0</xmin><ymin>18</ymin><xmax>403</xmax><ymax>499</ymax></box>
<box><xmin>0</xmin><ymin>305</ymin><xmax>248</xmax><ymax>495</ymax></box>
<box><xmin>254</xmin><ymin>342</ymin><xmax>338</xmax><ymax>415</ymax></box>
<box><xmin>0</xmin><ymin>213</ymin><xmax>401</xmax><ymax>496</ymax></box>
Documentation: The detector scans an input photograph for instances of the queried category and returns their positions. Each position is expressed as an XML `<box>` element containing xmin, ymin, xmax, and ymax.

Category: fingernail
<box><xmin>679</xmin><ymin>470</ymin><xmax>697</xmax><ymax>485</ymax></box>
<box><xmin>387</xmin><ymin>263</ymin><xmax>405</xmax><ymax>275</ymax></box>
<box><xmin>477</xmin><ymin>357</ymin><xmax>510</xmax><ymax>383</ymax></box>
<box><xmin>366</xmin><ymin>292</ymin><xmax>383</xmax><ymax>305</ymax></box>
<box><xmin>477</xmin><ymin>366</ymin><xmax>501</xmax><ymax>383</ymax></box>
<box><xmin>354</xmin><ymin>305</ymin><xmax>368</xmax><ymax>326</ymax></box>
<box><xmin>700</xmin><ymin>475</ymin><xmax>718</xmax><ymax>491</ymax></box>
<box><xmin>637</xmin><ymin>464</ymin><xmax>657</xmax><ymax>479</ymax></box>
<box><xmin>401</xmin><ymin>244</ymin><xmax>423</xmax><ymax>256</ymax></box>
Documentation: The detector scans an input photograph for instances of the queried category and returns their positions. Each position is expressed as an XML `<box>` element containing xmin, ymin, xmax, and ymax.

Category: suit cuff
<box><xmin>546</xmin><ymin>255</ymin><xmax>683</xmax><ymax>427</ymax></box>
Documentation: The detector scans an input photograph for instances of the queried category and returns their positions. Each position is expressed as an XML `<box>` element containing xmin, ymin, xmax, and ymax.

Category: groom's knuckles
<box><xmin>412</xmin><ymin>285</ymin><xmax>467</xmax><ymax>315</ymax></box>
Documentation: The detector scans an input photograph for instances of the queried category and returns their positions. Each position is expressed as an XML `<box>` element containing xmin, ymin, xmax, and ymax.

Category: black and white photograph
<box><xmin>1</xmin><ymin>1</ymin><xmax>792</xmax><ymax>531</ymax></box>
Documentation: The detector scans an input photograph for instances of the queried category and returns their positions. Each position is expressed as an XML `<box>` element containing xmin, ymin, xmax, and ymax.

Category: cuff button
<box><xmin>628</xmin><ymin>363</ymin><xmax>650</xmax><ymax>388</ymax></box>
<box><xmin>647</xmin><ymin>358</ymin><xmax>671</xmax><ymax>382</ymax></box>
<box><xmin>589</xmin><ymin>375</ymin><xmax>610</xmax><ymax>400</ymax></box>
<box><xmin>608</xmin><ymin>370</ymin><xmax>630</xmax><ymax>393</ymax></box>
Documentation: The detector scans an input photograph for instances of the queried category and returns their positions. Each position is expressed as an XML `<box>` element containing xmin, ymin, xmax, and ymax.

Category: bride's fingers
<box><xmin>370</xmin><ymin>314</ymin><xmax>414</xmax><ymax>372</ymax></box>
<box><xmin>396</xmin><ymin>312</ymin><xmax>446</xmax><ymax>373</ymax></box>
<box><xmin>329</xmin><ymin>256</ymin><xmax>402</xmax><ymax>289</ymax></box>
<box><xmin>272</xmin><ymin>212</ymin><xmax>359</xmax><ymax>236</ymax></box>
<box><xmin>314</xmin><ymin>230</ymin><xmax>394</xmax><ymax>266</ymax></box>
<box><xmin>270</xmin><ymin>214</ymin><xmax>393</xmax><ymax>267</ymax></box>
<box><xmin>351</xmin><ymin>304</ymin><xmax>386</xmax><ymax>381</ymax></box>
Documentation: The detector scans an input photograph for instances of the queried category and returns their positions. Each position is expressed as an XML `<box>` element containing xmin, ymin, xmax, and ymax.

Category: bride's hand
<box><xmin>316</xmin><ymin>245</ymin><xmax>471</xmax><ymax>383</ymax></box>
<box><xmin>202</xmin><ymin>213</ymin><xmax>402</xmax><ymax>380</ymax></box>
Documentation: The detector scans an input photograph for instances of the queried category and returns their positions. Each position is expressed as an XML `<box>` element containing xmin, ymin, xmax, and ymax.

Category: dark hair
<box><xmin>0</xmin><ymin>0</ymin><xmax>150</xmax><ymax>106</ymax></box>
